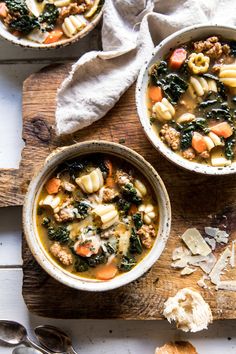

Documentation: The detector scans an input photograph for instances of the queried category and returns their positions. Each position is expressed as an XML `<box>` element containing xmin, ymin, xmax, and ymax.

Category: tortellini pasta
<box><xmin>134</xmin><ymin>179</ymin><xmax>147</xmax><ymax>197</ymax></box>
<box><xmin>188</xmin><ymin>53</ymin><xmax>210</xmax><ymax>74</ymax></box>
<box><xmin>176</xmin><ymin>113</ymin><xmax>196</xmax><ymax>124</ymax></box>
<box><xmin>219</xmin><ymin>63</ymin><xmax>236</xmax><ymax>87</ymax></box>
<box><xmin>62</xmin><ymin>15</ymin><xmax>86</xmax><ymax>38</ymax></box>
<box><xmin>93</xmin><ymin>204</ymin><xmax>119</xmax><ymax>229</ymax></box>
<box><xmin>76</xmin><ymin>168</ymin><xmax>104</xmax><ymax>194</ymax></box>
<box><xmin>152</xmin><ymin>98</ymin><xmax>175</xmax><ymax>121</ymax></box>
<box><xmin>39</xmin><ymin>195</ymin><xmax>61</xmax><ymax>210</ymax></box>
<box><xmin>138</xmin><ymin>204</ymin><xmax>156</xmax><ymax>225</ymax></box>
<box><xmin>187</xmin><ymin>76</ymin><xmax>217</xmax><ymax>98</ymax></box>
<box><xmin>204</xmin><ymin>132</ymin><xmax>223</xmax><ymax>151</ymax></box>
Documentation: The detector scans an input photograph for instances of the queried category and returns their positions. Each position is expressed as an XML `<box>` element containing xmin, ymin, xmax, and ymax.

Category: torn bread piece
<box><xmin>155</xmin><ymin>341</ymin><xmax>198</xmax><ymax>354</ymax></box>
<box><xmin>209</xmin><ymin>247</ymin><xmax>232</xmax><ymax>285</ymax></box>
<box><xmin>182</xmin><ymin>228</ymin><xmax>211</xmax><ymax>256</ymax></box>
<box><xmin>163</xmin><ymin>288</ymin><xmax>212</xmax><ymax>332</ymax></box>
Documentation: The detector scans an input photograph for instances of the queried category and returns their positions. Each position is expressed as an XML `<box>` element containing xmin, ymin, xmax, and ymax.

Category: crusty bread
<box><xmin>155</xmin><ymin>341</ymin><xmax>198</xmax><ymax>354</ymax></box>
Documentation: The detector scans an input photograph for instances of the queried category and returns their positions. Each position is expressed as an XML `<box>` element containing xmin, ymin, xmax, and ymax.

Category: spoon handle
<box><xmin>25</xmin><ymin>337</ymin><xmax>52</xmax><ymax>354</ymax></box>
<box><xmin>68</xmin><ymin>347</ymin><xmax>78</xmax><ymax>354</ymax></box>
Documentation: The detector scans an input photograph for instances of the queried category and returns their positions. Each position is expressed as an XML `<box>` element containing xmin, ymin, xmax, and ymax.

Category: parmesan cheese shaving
<box><xmin>181</xmin><ymin>267</ymin><xmax>196</xmax><ymax>276</ymax></box>
<box><xmin>216</xmin><ymin>281</ymin><xmax>236</xmax><ymax>291</ymax></box>
<box><xmin>197</xmin><ymin>275</ymin><xmax>209</xmax><ymax>289</ymax></box>
<box><xmin>209</xmin><ymin>248</ymin><xmax>232</xmax><ymax>285</ymax></box>
<box><xmin>205</xmin><ymin>237</ymin><xmax>216</xmax><ymax>250</ymax></box>
<box><xmin>230</xmin><ymin>241</ymin><xmax>235</xmax><ymax>268</ymax></box>
<box><xmin>182</xmin><ymin>228</ymin><xmax>211</xmax><ymax>256</ymax></box>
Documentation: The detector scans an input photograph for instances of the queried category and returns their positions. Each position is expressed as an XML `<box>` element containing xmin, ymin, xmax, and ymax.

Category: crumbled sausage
<box><xmin>193</xmin><ymin>36</ymin><xmax>230</xmax><ymax>59</ymax></box>
<box><xmin>160</xmin><ymin>124</ymin><xmax>180</xmax><ymax>151</ymax></box>
<box><xmin>115</xmin><ymin>170</ymin><xmax>133</xmax><ymax>186</ymax></box>
<box><xmin>58</xmin><ymin>3</ymin><xmax>87</xmax><ymax>22</ymax></box>
<box><xmin>200</xmin><ymin>151</ymin><xmax>210</xmax><ymax>159</ymax></box>
<box><xmin>54</xmin><ymin>206</ymin><xmax>76</xmax><ymax>223</ymax></box>
<box><xmin>102</xmin><ymin>188</ymin><xmax>116</xmax><ymax>202</ymax></box>
<box><xmin>182</xmin><ymin>148</ymin><xmax>196</xmax><ymax>160</ymax></box>
<box><xmin>50</xmin><ymin>242</ymin><xmax>73</xmax><ymax>266</ymax></box>
<box><xmin>137</xmin><ymin>225</ymin><xmax>155</xmax><ymax>249</ymax></box>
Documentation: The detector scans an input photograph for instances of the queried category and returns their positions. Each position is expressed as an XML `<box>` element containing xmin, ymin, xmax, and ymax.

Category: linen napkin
<box><xmin>56</xmin><ymin>0</ymin><xmax>236</xmax><ymax>135</ymax></box>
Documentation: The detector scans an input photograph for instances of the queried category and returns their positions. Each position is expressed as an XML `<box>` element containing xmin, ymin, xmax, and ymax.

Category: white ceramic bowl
<box><xmin>136</xmin><ymin>24</ymin><xmax>236</xmax><ymax>175</ymax></box>
<box><xmin>0</xmin><ymin>4</ymin><xmax>103</xmax><ymax>49</ymax></box>
<box><xmin>23</xmin><ymin>141</ymin><xmax>171</xmax><ymax>292</ymax></box>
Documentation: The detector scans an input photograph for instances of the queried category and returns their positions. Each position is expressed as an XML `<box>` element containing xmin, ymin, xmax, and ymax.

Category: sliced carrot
<box><xmin>106</xmin><ymin>176</ymin><xmax>116</xmax><ymax>188</ymax></box>
<box><xmin>129</xmin><ymin>204</ymin><xmax>138</xmax><ymax>215</ymax></box>
<box><xmin>149</xmin><ymin>86</ymin><xmax>163</xmax><ymax>102</ymax></box>
<box><xmin>169</xmin><ymin>48</ymin><xmax>187</xmax><ymax>70</ymax></box>
<box><xmin>192</xmin><ymin>132</ymin><xmax>207</xmax><ymax>153</ymax></box>
<box><xmin>210</xmin><ymin>122</ymin><xmax>233</xmax><ymax>138</ymax></box>
<box><xmin>0</xmin><ymin>3</ymin><xmax>8</xmax><ymax>18</ymax></box>
<box><xmin>95</xmin><ymin>263</ymin><xmax>118</xmax><ymax>280</ymax></box>
<box><xmin>45</xmin><ymin>178</ymin><xmax>61</xmax><ymax>194</ymax></box>
<box><xmin>43</xmin><ymin>29</ymin><xmax>63</xmax><ymax>44</ymax></box>
<box><xmin>104</xmin><ymin>159</ymin><xmax>113</xmax><ymax>177</ymax></box>
<box><xmin>12</xmin><ymin>30</ymin><xmax>21</xmax><ymax>37</ymax></box>
<box><xmin>75</xmin><ymin>242</ymin><xmax>93</xmax><ymax>257</ymax></box>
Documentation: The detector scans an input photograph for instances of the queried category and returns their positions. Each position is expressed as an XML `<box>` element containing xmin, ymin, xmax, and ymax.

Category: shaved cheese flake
<box><xmin>204</xmin><ymin>226</ymin><xmax>229</xmax><ymax>244</ymax></box>
<box><xmin>216</xmin><ymin>280</ymin><xmax>236</xmax><ymax>291</ymax></box>
<box><xmin>209</xmin><ymin>248</ymin><xmax>232</xmax><ymax>285</ymax></box>
<box><xmin>181</xmin><ymin>267</ymin><xmax>196</xmax><ymax>276</ymax></box>
<box><xmin>205</xmin><ymin>227</ymin><xmax>219</xmax><ymax>237</ymax></box>
<box><xmin>189</xmin><ymin>253</ymin><xmax>216</xmax><ymax>274</ymax></box>
<box><xmin>182</xmin><ymin>228</ymin><xmax>211</xmax><ymax>256</ymax></box>
<box><xmin>205</xmin><ymin>237</ymin><xmax>216</xmax><ymax>250</ymax></box>
<box><xmin>172</xmin><ymin>246</ymin><xmax>191</xmax><ymax>261</ymax></box>
<box><xmin>197</xmin><ymin>275</ymin><xmax>209</xmax><ymax>289</ymax></box>
<box><xmin>230</xmin><ymin>241</ymin><xmax>235</xmax><ymax>268</ymax></box>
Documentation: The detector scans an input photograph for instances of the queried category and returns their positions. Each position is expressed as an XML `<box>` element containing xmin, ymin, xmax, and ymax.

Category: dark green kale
<box><xmin>8</xmin><ymin>15</ymin><xmax>39</xmax><ymax>34</ymax></box>
<box><xmin>122</xmin><ymin>184</ymin><xmax>142</xmax><ymax>205</ymax></box>
<box><xmin>5</xmin><ymin>0</ymin><xmax>28</xmax><ymax>15</ymax></box>
<box><xmin>117</xmin><ymin>198</ymin><xmax>131</xmax><ymax>214</ymax></box>
<box><xmin>74</xmin><ymin>201</ymin><xmax>90</xmax><ymax>220</ymax></box>
<box><xmin>179</xmin><ymin>118</ymin><xmax>208</xmax><ymax>150</ymax></box>
<box><xmin>229</xmin><ymin>41</ymin><xmax>236</xmax><ymax>56</ymax></box>
<box><xmin>199</xmin><ymin>99</ymin><xmax>218</xmax><ymax>109</ymax></box>
<box><xmin>105</xmin><ymin>242</ymin><xmax>116</xmax><ymax>254</ymax></box>
<box><xmin>39</xmin><ymin>3</ymin><xmax>59</xmax><ymax>30</ymax></box>
<box><xmin>74</xmin><ymin>256</ymin><xmax>89</xmax><ymax>272</ymax></box>
<box><xmin>60</xmin><ymin>159</ymin><xmax>87</xmax><ymax>179</ymax></box>
<box><xmin>119</xmin><ymin>255</ymin><xmax>136</xmax><ymax>272</ymax></box>
<box><xmin>225</xmin><ymin>134</ymin><xmax>236</xmax><ymax>160</ymax></box>
<box><xmin>157</xmin><ymin>73</ymin><xmax>188</xmax><ymax>104</ymax></box>
<box><xmin>206</xmin><ymin>107</ymin><xmax>233</xmax><ymax>123</ymax></box>
<box><xmin>41</xmin><ymin>217</ymin><xmax>51</xmax><ymax>228</ymax></box>
<box><xmin>87</xmin><ymin>252</ymin><xmax>108</xmax><ymax>267</ymax></box>
<box><xmin>150</xmin><ymin>61</ymin><xmax>168</xmax><ymax>84</ymax></box>
<box><xmin>129</xmin><ymin>228</ymin><xmax>143</xmax><ymax>255</ymax></box>
<box><xmin>48</xmin><ymin>226</ymin><xmax>70</xmax><ymax>244</ymax></box>
<box><xmin>132</xmin><ymin>213</ymin><xmax>143</xmax><ymax>230</ymax></box>
<box><xmin>180</xmin><ymin>131</ymin><xmax>193</xmax><ymax>150</ymax></box>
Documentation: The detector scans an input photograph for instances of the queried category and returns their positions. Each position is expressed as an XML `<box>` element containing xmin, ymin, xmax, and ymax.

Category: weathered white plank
<box><xmin>0</xmin><ymin>28</ymin><xmax>101</xmax><ymax>62</ymax></box>
<box><xmin>0</xmin><ymin>207</ymin><xmax>22</xmax><ymax>266</ymax></box>
<box><xmin>0</xmin><ymin>270</ymin><xmax>235</xmax><ymax>354</ymax></box>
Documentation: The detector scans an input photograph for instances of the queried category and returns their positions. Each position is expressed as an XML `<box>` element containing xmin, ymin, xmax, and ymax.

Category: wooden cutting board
<box><xmin>16</xmin><ymin>63</ymin><xmax>236</xmax><ymax>319</ymax></box>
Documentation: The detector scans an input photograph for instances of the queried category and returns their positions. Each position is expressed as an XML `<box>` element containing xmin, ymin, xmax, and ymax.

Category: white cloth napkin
<box><xmin>56</xmin><ymin>0</ymin><xmax>236</xmax><ymax>135</ymax></box>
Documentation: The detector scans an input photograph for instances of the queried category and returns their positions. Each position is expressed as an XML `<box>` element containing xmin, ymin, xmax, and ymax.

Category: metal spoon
<box><xmin>34</xmin><ymin>325</ymin><xmax>77</xmax><ymax>354</ymax></box>
<box><xmin>0</xmin><ymin>321</ymin><xmax>50</xmax><ymax>354</ymax></box>
<box><xmin>12</xmin><ymin>346</ymin><xmax>42</xmax><ymax>354</ymax></box>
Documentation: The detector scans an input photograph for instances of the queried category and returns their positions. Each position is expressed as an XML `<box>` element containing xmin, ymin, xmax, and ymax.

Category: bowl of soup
<box><xmin>136</xmin><ymin>25</ymin><xmax>236</xmax><ymax>175</ymax></box>
<box><xmin>0</xmin><ymin>0</ymin><xmax>103</xmax><ymax>48</ymax></box>
<box><xmin>23</xmin><ymin>141</ymin><xmax>171</xmax><ymax>291</ymax></box>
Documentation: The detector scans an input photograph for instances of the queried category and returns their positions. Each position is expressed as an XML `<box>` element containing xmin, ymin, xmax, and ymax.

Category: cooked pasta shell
<box><xmin>204</xmin><ymin>136</ymin><xmax>215</xmax><ymax>151</ymax></box>
<box><xmin>76</xmin><ymin>168</ymin><xmax>104</xmax><ymax>194</ymax></box>
<box><xmin>177</xmin><ymin>113</ymin><xmax>195</xmax><ymax>124</ymax></box>
<box><xmin>219</xmin><ymin>64</ymin><xmax>236</xmax><ymax>87</ymax></box>
<box><xmin>208</xmin><ymin>132</ymin><xmax>223</xmax><ymax>146</ymax></box>
<box><xmin>152</xmin><ymin>98</ymin><xmax>175</xmax><ymax>121</ymax></box>
<box><xmin>134</xmin><ymin>179</ymin><xmax>147</xmax><ymax>197</ymax></box>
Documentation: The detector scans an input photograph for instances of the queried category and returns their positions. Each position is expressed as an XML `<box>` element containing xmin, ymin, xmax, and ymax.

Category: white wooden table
<box><xmin>0</xmin><ymin>33</ymin><xmax>236</xmax><ymax>354</ymax></box>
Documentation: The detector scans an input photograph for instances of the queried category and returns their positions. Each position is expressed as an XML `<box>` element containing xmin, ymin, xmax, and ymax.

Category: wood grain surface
<box><xmin>20</xmin><ymin>63</ymin><xmax>236</xmax><ymax>319</ymax></box>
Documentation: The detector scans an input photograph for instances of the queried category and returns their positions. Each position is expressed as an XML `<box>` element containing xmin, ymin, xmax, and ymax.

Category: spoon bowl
<box><xmin>0</xmin><ymin>321</ymin><xmax>27</xmax><ymax>346</ymax></box>
<box><xmin>12</xmin><ymin>346</ymin><xmax>42</xmax><ymax>354</ymax></box>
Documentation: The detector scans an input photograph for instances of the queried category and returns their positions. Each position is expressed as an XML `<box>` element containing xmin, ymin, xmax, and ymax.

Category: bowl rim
<box><xmin>23</xmin><ymin>140</ymin><xmax>171</xmax><ymax>292</ymax></box>
<box><xmin>0</xmin><ymin>3</ymin><xmax>103</xmax><ymax>49</ymax></box>
<box><xmin>136</xmin><ymin>24</ymin><xmax>236</xmax><ymax>176</ymax></box>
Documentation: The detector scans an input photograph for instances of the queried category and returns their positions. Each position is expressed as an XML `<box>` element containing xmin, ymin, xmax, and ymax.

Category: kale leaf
<box><xmin>129</xmin><ymin>228</ymin><xmax>143</xmax><ymax>255</ymax></box>
<box><xmin>39</xmin><ymin>3</ymin><xmax>59</xmax><ymax>30</ymax></box>
<box><xmin>74</xmin><ymin>256</ymin><xmax>89</xmax><ymax>272</ymax></box>
<box><xmin>157</xmin><ymin>73</ymin><xmax>188</xmax><ymax>104</ymax></box>
<box><xmin>229</xmin><ymin>41</ymin><xmax>236</xmax><ymax>57</ymax></box>
<box><xmin>48</xmin><ymin>226</ymin><xmax>70</xmax><ymax>244</ymax></box>
<box><xmin>180</xmin><ymin>131</ymin><xmax>193</xmax><ymax>150</ymax></box>
<box><xmin>119</xmin><ymin>255</ymin><xmax>136</xmax><ymax>272</ymax></box>
<box><xmin>117</xmin><ymin>198</ymin><xmax>131</xmax><ymax>214</ymax></box>
<box><xmin>5</xmin><ymin>0</ymin><xmax>28</xmax><ymax>15</ymax></box>
<box><xmin>87</xmin><ymin>252</ymin><xmax>108</xmax><ymax>268</ymax></box>
<box><xmin>225</xmin><ymin>134</ymin><xmax>236</xmax><ymax>160</ymax></box>
<box><xmin>132</xmin><ymin>213</ymin><xmax>143</xmax><ymax>230</ymax></box>
<box><xmin>150</xmin><ymin>61</ymin><xmax>168</xmax><ymax>84</ymax></box>
<box><xmin>8</xmin><ymin>15</ymin><xmax>39</xmax><ymax>34</ymax></box>
<box><xmin>41</xmin><ymin>217</ymin><xmax>51</xmax><ymax>228</ymax></box>
<box><xmin>122</xmin><ymin>184</ymin><xmax>142</xmax><ymax>205</ymax></box>
<box><xmin>179</xmin><ymin>118</ymin><xmax>209</xmax><ymax>151</ymax></box>
<box><xmin>74</xmin><ymin>201</ymin><xmax>90</xmax><ymax>220</ymax></box>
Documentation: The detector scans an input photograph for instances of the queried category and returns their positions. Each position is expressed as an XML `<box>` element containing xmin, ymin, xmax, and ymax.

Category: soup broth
<box><xmin>36</xmin><ymin>154</ymin><xmax>159</xmax><ymax>281</ymax></box>
<box><xmin>147</xmin><ymin>36</ymin><xmax>236</xmax><ymax>167</ymax></box>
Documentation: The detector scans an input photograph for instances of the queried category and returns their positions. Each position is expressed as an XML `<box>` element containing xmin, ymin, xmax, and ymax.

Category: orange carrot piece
<box><xmin>192</xmin><ymin>132</ymin><xmax>207</xmax><ymax>153</ymax></box>
<box><xmin>106</xmin><ymin>176</ymin><xmax>116</xmax><ymax>188</ymax></box>
<box><xmin>45</xmin><ymin>178</ymin><xmax>61</xmax><ymax>194</ymax></box>
<box><xmin>75</xmin><ymin>242</ymin><xmax>93</xmax><ymax>257</ymax></box>
<box><xmin>0</xmin><ymin>3</ymin><xmax>8</xmax><ymax>18</ymax></box>
<box><xmin>149</xmin><ymin>86</ymin><xmax>163</xmax><ymax>102</ymax></box>
<box><xmin>95</xmin><ymin>263</ymin><xmax>118</xmax><ymax>280</ymax></box>
<box><xmin>44</xmin><ymin>29</ymin><xmax>63</xmax><ymax>44</ymax></box>
<box><xmin>210</xmin><ymin>122</ymin><xmax>233</xmax><ymax>138</ymax></box>
<box><xmin>129</xmin><ymin>204</ymin><xmax>138</xmax><ymax>215</ymax></box>
<box><xmin>104</xmin><ymin>159</ymin><xmax>113</xmax><ymax>177</ymax></box>
<box><xmin>169</xmin><ymin>48</ymin><xmax>187</xmax><ymax>70</ymax></box>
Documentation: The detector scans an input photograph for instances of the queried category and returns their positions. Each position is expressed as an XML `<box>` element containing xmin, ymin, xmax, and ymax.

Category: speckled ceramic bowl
<box><xmin>0</xmin><ymin>3</ymin><xmax>103</xmax><ymax>49</ymax></box>
<box><xmin>136</xmin><ymin>24</ymin><xmax>236</xmax><ymax>175</ymax></box>
<box><xmin>23</xmin><ymin>141</ymin><xmax>171</xmax><ymax>292</ymax></box>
